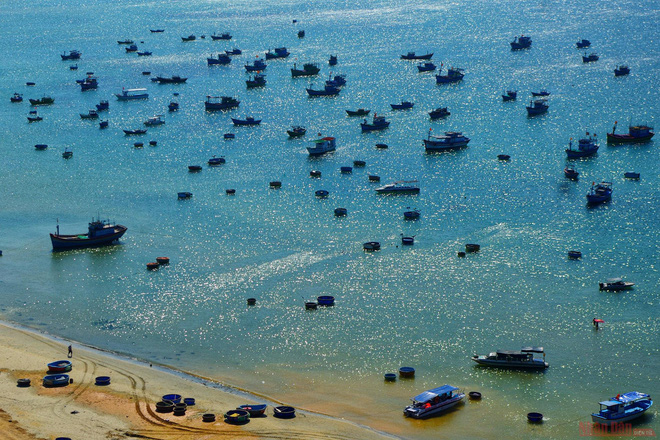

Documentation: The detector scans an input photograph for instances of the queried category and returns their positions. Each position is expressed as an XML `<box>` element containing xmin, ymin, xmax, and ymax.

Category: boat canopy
<box><xmin>606</xmin><ymin>278</ymin><xmax>623</xmax><ymax>283</ymax></box>
<box><xmin>413</xmin><ymin>385</ymin><xmax>458</xmax><ymax>403</ymax></box>
<box><xmin>521</xmin><ymin>346</ymin><xmax>544</xmax><ymax>353</ymax></box>
<box><xmin>617</xmin><ymin>392</ymin><xmax>650</xmax><ymax>403</ymax></box>
<box><xmin>125</xmin><ymin>88</ymin><xmax>147</xmax><ymax>92</ymax></box>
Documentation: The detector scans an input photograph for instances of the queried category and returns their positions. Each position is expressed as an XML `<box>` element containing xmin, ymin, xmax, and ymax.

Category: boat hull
<box><xmin>606</xmin><ymin>133</ymin><xmax>654</xmax><ymax>144</ymax></box>
<box><xmin>361</xmin><ymin>123</ymin><xmax>390</xmax><ymax>132</ymax></box>
<box><xmin>50</xmin><ymin>225</ymin><xmax>127</xmax><ymax>250</ymax></box>
<box><xmin>424</xmin><ymin>140</ymin><xmax>469</xmax><ymax>151</ymax></box>
<box><xmin>471</xmin><ymin>357</ymin><xmax>548</xmax><ymax>370</ymax></box>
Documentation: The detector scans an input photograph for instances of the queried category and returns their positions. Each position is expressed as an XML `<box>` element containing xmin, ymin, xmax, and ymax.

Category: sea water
<box><xmin>0</xmin><ymin>0</ymin><xmax>658</xmax><ymax>438</ymax></box>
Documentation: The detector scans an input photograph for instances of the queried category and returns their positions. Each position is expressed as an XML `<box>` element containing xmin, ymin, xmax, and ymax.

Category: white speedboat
<box><xmin>471</xmin><ymin>347</ymin><xmax>548</xmax><ymax>369</ymax></box>
<box><xmin>404</xmin><ymin>385</ymin><xmax>465</xmax><ymax>419</ymax></box>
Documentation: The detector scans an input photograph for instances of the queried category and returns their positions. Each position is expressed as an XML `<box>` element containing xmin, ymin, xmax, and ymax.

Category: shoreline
<box><xmin>0</xmin><ymin>319</ymin><xmax>399</xmax><ymax>440</ymax></box>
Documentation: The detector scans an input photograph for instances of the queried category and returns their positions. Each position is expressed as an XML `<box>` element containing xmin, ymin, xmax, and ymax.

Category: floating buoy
<box><xmin>398</xmin><ymin>367</ymin><xmax>415</xmax><ymax>378</ymax></box>
<box><xmin>95</xmin><ymin>376</ymin><xmax>111</xmax><ymax>386</ymax></box>
<box><xmin>469</xmin><ymin>391</ymin><xmax>482</xmax><ymax>400</ymax></box>
<box><xmin>269</xmin><ymin>181</ymin><xmax>282</xmax><ymax>188</ymax></box>
<box><xmin>310</xmin><ymin>170</ymin><xmax>321</xmax><ymax>178</ymax></box>
<box><xmin>527</xmin><ymin>412</ymin><xmax>543</xmax><ymax>423</ymax></box>
<box><xmin>247</xmin><ymin>298</ymin><xmax>256</xmax><ymax>306</ymax></box>
<box><xmin>305</xmin><ymin>302</ymin><xmax>317</xmax><ymax>310</ymax></box>
<box><xmin>384</xmin><ymin>373</ymin><xmax>396</xmax><ymax>382</ymax></box>
<box><xmin>226</xmin><ymin>189</ymin><xmax>236</xmax><ymax>195</ymax></box>
<box><xmin>146</xmin><ymin>262</ymin><xmax>159</xmax><ymax>270</ymax></box>
<box><xmin>465</xmin><ymin>243</ymin><xmax>480</xmax><ymax>253</ymax></box>
<box><xmin>353</xmin><ymin>160</ymin><xmax>366</xmax><ymax>167</ymax></box>
<box><xmin>273</xmin><ymin>406</ymin><xmax>296</xmax><ymax>419</ymax></box>
<box><xmin>317</xmin><ymin>295</ymin><xmax>335</xmax><ymax>306</ymax></box>
<box><xmin>156</xmin><ymin>257</ymin><xmax>170</xmax><ymax>265</ymax></box>
<box><xmin>202</xmin><ymin>413</ymin><xmax>216</xmax><ymax>422</ymax></box>
<box><xmin>334</xmin><ymin>207</ymin><xmax>347</xmax><ymax>217</ymax></box>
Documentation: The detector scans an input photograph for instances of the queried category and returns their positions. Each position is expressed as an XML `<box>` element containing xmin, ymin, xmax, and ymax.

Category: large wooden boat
<box><xmin>50</xmin><ymin>218</ymin><xmax>127</xmax><ymax>250</ymax></box>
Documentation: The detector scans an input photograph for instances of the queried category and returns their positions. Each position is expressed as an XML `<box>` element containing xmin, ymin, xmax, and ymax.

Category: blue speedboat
<box><xmin>404</xmin><ymin>385</ymin><xmax>465</xmax><ymax>419</ymax></box>
<box><xmin>591</xmin><ymin>392</ymin><xmax>652</xmax><ymax>426</ymax></box>
<box><xmin>565</xmin><ymin>133</ymin><xmax>599</xmax><ymax>158</ymax></box>
<box><xmin>586</xmin><ymin>181</ymin><xmax>612</xmax><ymax>204</ymax></box>
<box><xmin>361</xmin><ymin>114</ymin><xmax>390</xmax><ymax>132</ymax></box>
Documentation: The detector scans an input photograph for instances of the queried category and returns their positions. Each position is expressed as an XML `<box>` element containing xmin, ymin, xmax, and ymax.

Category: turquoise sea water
<box><xmin>0</xmin><ymin>0</ymin><xmax>658</xmax><ymax>438</ymax></box>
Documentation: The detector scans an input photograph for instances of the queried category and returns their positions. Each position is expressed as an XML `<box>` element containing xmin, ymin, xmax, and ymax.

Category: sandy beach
<box><xmin>0</xmin><ymin>322</ymin><xmax>396</xmax><ymax>440</ymax></box>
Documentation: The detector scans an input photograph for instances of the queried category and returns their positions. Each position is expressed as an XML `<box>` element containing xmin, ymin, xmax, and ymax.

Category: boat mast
<box><xmin>56</xmin><ymin>218</ymin><xmax>59</xmax><ymax>235</ymax></box>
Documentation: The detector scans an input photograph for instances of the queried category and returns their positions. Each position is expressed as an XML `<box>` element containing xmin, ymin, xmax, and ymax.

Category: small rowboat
<box><xmin>224</xmin><ymin>409</ymin><xmax>250</xmax><ymax>424</ymax></box>
<box><xmin>273</xmin><ymin>406</ymin><xmax>296</xmax><ymax>419</ymax></box>
<box><xmin>47</xmin><ymin>360</ymin><xmax>72</xmax><ymax>373</ymax></box>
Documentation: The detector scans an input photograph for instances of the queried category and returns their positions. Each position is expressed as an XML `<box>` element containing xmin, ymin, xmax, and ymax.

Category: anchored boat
<box><xmin>404</xmin><ymin>385</ymin><xmax>465</xmax><ymax>419</ymax></box>
<box><xmin>50</xmin><ymin>218</ymin><xmax>127</xmax><ymax>250</ymax></box>
<box><xmin>471</xmin><ymin>347</ymin><xmax>548</xmax><ymax>369</ymax></box>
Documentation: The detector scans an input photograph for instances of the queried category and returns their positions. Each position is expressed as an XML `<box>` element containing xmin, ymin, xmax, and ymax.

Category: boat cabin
<box><xmin>410</xmin><ymin>385</ymin><xmax>459</xmax><ymax>408</ymax></box>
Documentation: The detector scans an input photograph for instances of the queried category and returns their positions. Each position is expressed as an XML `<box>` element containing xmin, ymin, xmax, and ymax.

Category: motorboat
<box><xmin>231</xmin><ymin>116</ymin><xmax>261</xmax><ymax>126</ymax></box>
<box><xmin>510</xmin><ymin>35</ymin><xmax>532</xmax><ymax>50</ymax></box>
<box><xmin>599</xmin><ymin>278</ymin><xmax>634</xmax><ymax>292</ymax></box>
<box><xmin>576</xmin><ymin>39</ymin><xmax>591</xmax><ymax>48</ymax></box>
<box><xmin>607</xmin><ymin>122</ymin><xmax>654</xmax><ymax>143</ymax></box>
<box><xmin>614</xmin><ymin>65</ymin><xmax>630</xmax><ymax>76</ymax></box>
<box><xmin>306</xmin><ymin>85</ymin><xmax>340</xmax><ymax>96</ymax></box>
<box><xmin>391</xmin><ymin>101</ymin><xmax>414</xmax><ymax>110</ymax></box>
<box><xmin>624</xmin><ymin>172</ymin><xmax>640</xmax><ymax>179</ymax></box>
<box><xmin>346</xmin><ymin>108</ymin><xmax>370</xmax><ymax>117</ymax></box>
<box><xmin>417</xmin><ymin>62</ymin><xmax>436</xmax><ymax>72</ymax></box>
<box><xmin>207</xmin><ymin>53</ymin><xmax>231</xmax><ymax>65</ymax></box>
<box><xmin>403</xmin><ymin>210</ymin><xmax>420</xmax><ymax>220</ymax></box>
<box><xmin>565</xmin><ymin>133</ymin><xmax>599</xmax><ymax>158</ymax></box>
<box><xmin>246</xmin><ymin>74</ymin><xmax>266</xmax><ymax>88</ymax></box>
<box><xmin>265</xmin><ymin>47</ymin><xmax>290</xmax><ymax>59</ymax></box>
<box><xmin>403</xmin><ymin>385</ymin><xmax>465</xmax><ymax>419</ymax></box>
<box><xmin>424</xmin><ymin>131</ymin><xmax>470</xmax><ymax>151</ymax></box>
<box><xmin>208</xmin><ymin>156</ymin><xmax>226</xmax><ymax>165</ymax></box>
<box><xmin>502</xmin><ymin>90</ymin><xmax>517</xmax><ymax>101</ymax></box>
<box><xmin>117</xmin><ymin>39</ymin><xmax>134</xmax><ymax>44</ymax></box>
<box><xmin>361</xmin><ymin>114</ymin><xmax>390</xmax><ymax>132</ymax></box>
<box><xmin>400</xmin><ymin>52</ymin><xmax>433</xmax><ymax>60</ymax></box>
<box><xmin>137</xmin><ymin>51</ymin><xmax>152</xmax><ymax>56</ymax></box>
<box><xmin>375</xmin><ymin>181</ymin><xmax>420</xmax><ymax>194</ymax></box>
<box><xmin>526</xmin><ymin>99</ymin><xmax>548</xmax><ymax>116</ymax></box>
<box><xmin>307</xmin><ymin>136</ymin><xmax>336</xmax><ymax>156</ymax></box>
<box><xmin>436</xmin><ymin>66</ymin><xmax>464</xmax><ymax>83</ymax></box>
<box><xmin>287</xmin><ymin>126</ymin><xmax>306</xmax><ymax>138</ymax></box>
<box><xmin>591</xmin><ymin>392</ymin><xmax>652</xmax><ymax>426</ymax></box>
<box><xmin>582</xmin><ymin>52</ymin><xmax>599</xmax><ymax>63</ymax></box>
<box><xmin>429</xmin><ymin>107</ymin><xmax>450</xmax><ymax>119</ymax></box>
<box><xmin>62</xmin><ymin>149</ymin><xmax>73</xmax><ymax>159</ymax></box>
<box><xmin>144</xmin><ymin>115</ymin><xmax>165</xmax><ymax>126</ymax></box>
<box><xmin>115</xmin><ymin>88</ymin><xmax>148</xmax><ymax>100</ymax></box>
<box><xmin>586</xmin><ymin>181</ymin><xmax>612</xmax><ymax>204</ymax></box>
<box><xmin>471</xmin><ymin>347</ymin><xmax>548</xmax><ymax>369</ymax></box>
<box><xmin>291</xmin><ymin>62</ymin><xmax>320</xmax><ymax>77</ymax></box>
<box><xmin>204</xmin><ymin>95</ymin><xmax>239</xmax><ymax>111</ymax></box>
<box><xmin>50</xmin><ymin>218</ymin><xmax>127</xmax><ymax>250</ymax></box>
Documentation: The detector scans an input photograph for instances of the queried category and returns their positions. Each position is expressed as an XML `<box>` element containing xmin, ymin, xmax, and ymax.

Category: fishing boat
<box><xmin>34</xmin><ymin>144</ymin><xmax>48</xmax><ymax>150</ymax></box>
<box><xmin>144</xmin><ymin>115</ymin><xmax>165</xmax><ymax>126</ymax></box>
<box><xmin>27</xmin><ymin>110</ymin><xmax>42</xmax><ymax>122</ymax></box>
<box><xmin>80</xmin><ymin>109</ymin><xmax>99</xmax><ymax>119</ymax></box>
<box><xmin>576</xmin><ymin>39</ymin><xmax>591</xmax><ymax>48</ymax></box>
<box><xmin>586</xmin><ymin>181</ymin><xmax>613</xmax><ymax>204</ymax></box>
<box><xmin>61</xmin><ymin>50</ymin><xmax>81</xmax><ymax>60</ymax></box>
<box><xmin>306</xmin><ymin>85</ymin><xmax>340</xmax><ymax>96</ymax></box>
<box><xmin>526</xmin><ymin>99</ymin><xmax>548</xmax><ymax>116</ymax></box>
<box><xmin>582</xmin><ymin>52</ymin><xmax>599</xmax><ymax>63</ymax></box>
<box><xmin>591</xmin><ymin>392</ymin><xmax>652</xmax><ymax>426</ymax></box>
<box><xmin>204</xmin><ymin>95</ymin><xmax>240</xmax><ymax>111</ymax></box>
<box><xmin>307</xmin><ymin>135</ymin><xmax>336</xmax><ymax>156</ymax></box>
<box><xmin>436</xmin><ymin>66</ymin><xmax>464</xmax><ymax>83</ymax></box>
<box><xmin>208</xmin><ymin>156</ymin><xmax>226</xmax><ymax>165</ymax></box>
<box><xmin>404</xmin><ymin>385</ymin><xmax>465</xmax><ymax>419</ymax></box>
<box><xmin>152</xmin><ymin>76</ymin><xmax>187</xmax><ymax>84</ymax></box>
<box><xmin>565</xmin><ymin>133</ymin><xmax>599</xmax><ymax>158</ymax></box>
<box><xmin>510</xmin><ymin>35</ymin><xmax>532</xmax><ymax>50</ymax></box>
<box><xmin>207</xmin><ymin>53</ymin><xmax>231</xmax><ymax>65</ymax></box>
<box><xmin>614</xmin><ymin>65</ymin><xmax>630</xmax><ymax>76</ymax></box>
<box><xmin>346</xmin><ymin>108</ymin><xmax>370</xmax><ymax>117</ymax></box>
<box><xmin>99</xmin><ymin>120</ymin><xmax>108</xmax><ymax>129</ymax></box>
<box><xmin>118</xmin><ymin>39</ymin><xmax>134</xmax><ymax>45</ymax></box>
<box><xmin>502</xmin><ymin>90</ymin><xmax>517</xmax><ymax>101</ymax></box>
<box><xmin>231</xmin><ymin>116</ymin><xmax>261</xmax><ymax>126</ymax></box>
<box><xmin>123</xmin><ymin>129</ymin><xmax>147</xmax><ymax>135</ymax></box>
<box><xmin>225</xmin><ymin>48</ymin><xmax>242</xmax><ymax>55</ymax></box>
<box><xmin>265</xmin><ymin>47</ymin><xmax>290</xmax><ymax>59</ymax></box>
<box><xmin>417</xmin><ymin>62</ymin><xmax>436</xmax><ymax>72</ymax></box>
<box><xmin>115</xmin><ymin>88</ymin><xmax>148</xmax><ymax>100</ymax></box>
<box><xmin>181</xmin><ymin>35</ymin><xmax>196</xmax><ymax>41</ymax></box>
<box><xmin>70</xmin><ymin>64</ymin><xmax>78</xmax><ymax>70</ymax></box>
<box><xmin>564</xmin><ymin>168</ymin><xmax>579</xmax><ymax>179</ymax></box>
<box><xmin>424</xmin><ymin>130</ymin><xmax>470</xmax><ymax>151</ymax></box>
<box><xmin>298</xmin><ymin>30</ymin><xmax>305</xmax><ymax>38</ymax></box>
<box><xmin>329</xmin><ymin>54</ymin><xmax>338</xmax><ymax>66</ymax></box>
<box><xmin>325</xmin><ymin>75</ymin><xmax>346</xmax><ymax>87</ymax></box>
<box><xmin>125</xmin><ymin>44</ymin><xmax>138</xmax><ymax>53</ymax></box>
<box><xmin>624</xmin><ymin>172</ymin><xmax>640</xmax><ymax>179</ymax></box>
<box><xmin>361</xmin><ymin>114</ymin><xmax>390</xmax><ymax>132</ymax></box>
<box><xmin>471</xmin><ymin>347</ymin><xmax>548</xmax><ymax>369</ymax></box>
<box><xmin>62</xmin><ymin>149</ymin><xmax>73</xmax><ymax>159</ymax></box>
<box><xmin>211</xmin><ymin>32</ymin><xmax>232</xmax><ymax>40</ymax></box>
<box><xmin>287</xmin><ymin>126</ymin><xmax>306</xmax><ymax>138</ymax></box>
<box><xmin>137</xmin><ymin>51</ymin><xmax>152</xmax><ymax>56</ymax></box>
<box><xmin>607</xmin><ymin>122</ymin><xmax>654</xmax><ymax>144</ymax></box>
<box><xmin>150</xmin><ymin>29</ymin><xmax>164</xmax><ymax>33</ymax></box>
<box><xmin>376</xmin><ymin>181</ymin><xmax>420</xmax><ymax>194</ymax></box>
<box><xmin>400</xmin><ymin>52</ymin><xmax>433</xmax><ymax>60</ymax></box>
<box><xmin>429</xmin><ymin>107</ymin><xmax>450</xmax><ymax>119</ymax></box>
<box><xmin>391</xmin><ymin>101</ymin><xmax>414</xmax><ymax>110</ymax></box>
<box><xmin>531</xmin><ymin>90</ymin><xmax>550</xmax><ymax>97</ymax></box>
<box><xmin>50</xmin><ymin>218</ymin><xmax>127</xmax><ymax>250</ymax></box>
<box><xmin>96</xmin><ymin>100</ymin><xmax>109</xmax><ymax>111</ymax></box>
<box><xmin>404</xmin><ymin>209</ymin><xmax>420</xmax><ymax>220</ymax></box>
<box><xmin>80</xmin><ymin>77</ymin><xmax>98</xmax><ymax>92</ymax></box>
<box><xmin>29</xmin><ymin>96</ymin><xmax>54</xmax><ymax>105</ymax></box>
<box><xmin>47</xmin><ymin>360</ymin><xmax>72</xmax><ymax>373</ymax></box>
<box><xmin>10</xmin><ymin>93</ymin><xmax>23</xmax><ymax>103</ymax></box>
<box><xmin>599</xmin><ymin>278</ymin><xmax>634</xmax><ymax>291</ymax></box>
<box><xmin>245</xmin><ymin>59</ymin><xmax>267</xmax><ymax>72</ymax></box>
<box><xmin>291</xmin><ymin>62</ymin><xmax>320</xmax><ymax>77</ymax></box>
<box><xmin>246</xmin><ymin>74</ymin><xmax>266</xmax><ymax>88</ymax></box>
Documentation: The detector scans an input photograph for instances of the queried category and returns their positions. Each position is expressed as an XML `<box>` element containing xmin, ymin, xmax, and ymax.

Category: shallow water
<box><xmin>0</xmin><ymin>0</ymin><xmax>658</xmax><ymax>438</ymax></box>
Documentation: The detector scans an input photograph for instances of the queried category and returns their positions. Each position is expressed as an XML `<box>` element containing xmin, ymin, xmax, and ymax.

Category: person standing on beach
<box><xmin>68</xmin><ymin>345</ymin><xmax>73</xmax><ymax>358</ymax></box>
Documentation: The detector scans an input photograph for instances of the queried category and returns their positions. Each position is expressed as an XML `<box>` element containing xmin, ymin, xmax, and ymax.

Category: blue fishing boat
<box><xmin>307</xmin><ymin>136</ymin><xmax>336</xmax><ymax>156</ymax></box>
<box><xmin>586</xmin><ymin>181</ymin><xmax>612</xmax><ymax>204</ymax></box>
<box><xmin>526</xmin><ymin>99</ymin><xmax>548</xmax><ymax>116</ymax></box>
<box><xmin>510</xmin><ymin>35</ymin><xmax>532</xmax><ymax>50</ymax></box>
<box><xmin>291</xmin><ymin>62</ymin><xmax>320</xmax><ymax>77</ymax></box>
<box><xmin>361</xmin><ymin>114</ymin><xmax>390</xmax><ymax>132</ymax></box>
<box><xmin>591</xmin><ymin>392</ymin><xmax>652</xmax><ymax>426</ymax></box>
<box><xmin>582</xmin><ymin>52</ymin><xmax>599</xmax><ymax>63</ymax></box>
<box><xmin>564</xmin><ymin>168</ymin><xmax>579</xmax><ymax>179</ymax></box>
<box><xmin>502</xmin><ymin>90</ymin><xmax>517</xmax><ymax>101</ymax></box>
<box><xmin>265</xmin><ymin>47</ymin><xmax>290</xmax><ymax>59</ymax></box>
<box><xmin>231</xmin><ymin>116</ymin><xmax>261</xmax><ymax>126</ymax></box>
<box><xmin>125</xmin><ymin>44</ymin><xmax>138</xmax><ymax>52</ymax></box>
<box><xmin>417</xmin><ymin>62</ymin><xmax>436</xmax><ymax>72</ymax></box>
<box><xmin>207</xmin><ymin>53</ymin><xmax>231</xmax><ymax>65</ymax></box>
<box><xmin>287</xmin><ymin>126</ymin><xmax>306</xmax><ymax>138</ymax></box>
<box><xmin>245</xmin><ymin>59</ymin><xmax>267</xmax><ymax>72</ymax></box>
<box><xmin>181</xmin><ymin>35</ymin><xmax>196</xmax><ymax>41</ymax></box>
<box><xmin>306</xmin><ymin>85</ymin><xmax>340</xmax><ymax>96</ymax></box>
<box><xmin>404</xmin><ymin>385</ymin><xmax>465</xmax><ymax>419</ymax></box>
<box><xmin>436</xmin><ymin>66</ymin><xmax>464</xmax><ymax>84</ymax></box>
<box><xmin>246</xmin><ymin>74</ymin><xmax>266</xmax><ymax>88</ymax></box>
<box><xmin>614</xmin><ymin>65</ymin><xmax>630</xmax><ymax>76</ymax></box>
<box><xmin>80</xmin><ymin>76</ymin><xmax>98</xmax><ymax>91</ymax></box>
<box><xmin>205</xmin><ymin>95</ymin><xmax>239</xmax><ymax>111</ymax></box>
<box><xmin>607</xmin><ymin>122</ymin><xmax>654</xmax><ymax>143</ymax></box>
<box><xmin>211</xmin><ymin>32</ymin><xmax>232</xmax><ymax>40</ymax></box>
<box><xmin>346</xmin><ymin>108</ymin><xmax>370</xmax><ymax>117</ymax></box>
<box><xmin>96</xmin><ymin>100</ymin><xmax>109</xmax><ymax>111</ymax></box>
<box><xmin>565</xmin><ymin>133</ymin><xmax>599</xmax><ymax>158</ymax></box>
<box><xmin>531</xmin><ymin>90</ymin><xmax>550</xmax><ymax>97</ymax></box>
<box><xmin>429</xmin><ymin>107</ymin><xmax>450</xmax><ymax>119</ymax></box>
<box><xmin>10</xmin><ymin>93</ymin><xmax>23</xmax><ymax>103</ymax></box>
<box><xmin>391</xmin><ymin>101</ymin><xmax>414</xmax><ymax>110</ymax></box>
<box><xmin>576</xmin><ymin>39</ymin><xmax>591</xmax><ymax>48</ymax></box>
<box><xmin>137</xmin><ymin>51</ymin><xmax>152</xmax><ymax>56</ymax></box>
<box><xmin>61</xmin><ymin>50</ymin><xmax>81</xmax><ymax>60</ymax></box>
<box><xmin>80</xmin><ymin>109</ymin><xmax>99</xmax><ymax>119</ymax></box>
<box><xmin>225</xmin><ymin>48</ymin><xmax>242</xmax><ymax>55</ymax></box>
<box><xmin>325</xmin><ymin>75</ymin><xmax>346</xmax><ymax>87</ymax></box>
<box><xmin>400</xmin><ymin>52</ymin><xmax>433</xmax><ymax>60</ymax></box>
<box><xmin>424</xmin><ymin>131</ymin><xmax>470</xmax><ymax>151</ymax></box>
<box><xmin>50</xmin><ymin>218</ymin><xmax>127</xmax><ymax>250</ymax></box>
